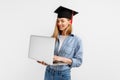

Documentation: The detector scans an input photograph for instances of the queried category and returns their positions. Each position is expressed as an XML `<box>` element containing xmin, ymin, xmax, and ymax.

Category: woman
<box><xmin>37</xmin><ymin>6</ymin><xmax>83</xmax><ymax>80</ymax></box>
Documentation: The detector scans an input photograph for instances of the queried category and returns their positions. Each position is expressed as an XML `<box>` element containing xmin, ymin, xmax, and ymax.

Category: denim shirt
<box><xmin>47</xmin><ymin>34</ymin><xmax>83</xmax><ymax>71</ymax></box>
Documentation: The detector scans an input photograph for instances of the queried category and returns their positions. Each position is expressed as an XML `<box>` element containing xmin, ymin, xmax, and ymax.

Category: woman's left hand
<box><xmin>53</xmin><ymin>55</ymin><xmax>63</xmax><ymax>62</ymax></box>
<box><xmin>53</xmin><ymin>55</ymin><xmax>72</xmax><ymax>65</ymax></box>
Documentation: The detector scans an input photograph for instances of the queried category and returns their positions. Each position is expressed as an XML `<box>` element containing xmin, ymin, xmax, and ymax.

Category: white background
<box><xmin>0</xmin><ymin>0</ymin><xmax>120</xmax><ymax>80</ymax></box>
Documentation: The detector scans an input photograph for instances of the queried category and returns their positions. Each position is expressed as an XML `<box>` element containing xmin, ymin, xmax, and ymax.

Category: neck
<box><xmin>61</xmin><ymin>31</ymin><xmax>68</xmax><ymax>36</ymax></box>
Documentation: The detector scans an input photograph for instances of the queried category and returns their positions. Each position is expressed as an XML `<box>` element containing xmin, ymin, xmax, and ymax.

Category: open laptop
<box><xmin>28</xmin><ymin>35</ymin><xmax>67</xmax><ymax>65</ymax></box>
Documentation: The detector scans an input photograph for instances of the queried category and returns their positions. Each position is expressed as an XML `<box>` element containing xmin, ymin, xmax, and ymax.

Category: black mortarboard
<box><xmin>54</xmin><ymin>6</ymin><xmax>78</xmax><ymax>20</ymax></box>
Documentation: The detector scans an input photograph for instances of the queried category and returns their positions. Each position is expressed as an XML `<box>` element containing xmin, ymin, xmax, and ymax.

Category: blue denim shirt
<box><xmin>47</xmin><ymin>34</ymin><xmax>83</xmax><ymax>71</ymax></box>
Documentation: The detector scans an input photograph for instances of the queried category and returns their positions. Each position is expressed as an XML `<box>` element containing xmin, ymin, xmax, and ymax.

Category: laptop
<box><xmin>28</xmin><ymin>35</ymin><xmax>67</xmax><ymax>65</ymax></box>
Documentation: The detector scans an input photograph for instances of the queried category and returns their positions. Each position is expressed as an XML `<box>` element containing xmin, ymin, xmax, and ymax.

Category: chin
<box><xmin>59</xmin><ymin>27</ymin><xmax>65</xmax><ymax>30</ymax></box>
<box><xmin>59</xmin><ymin>29</ymin><xmax>64</xmax><ymax>31</ymax></box>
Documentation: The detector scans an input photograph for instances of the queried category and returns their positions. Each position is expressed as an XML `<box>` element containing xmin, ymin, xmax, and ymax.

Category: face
<box><xmin>57</xmin><ymin>18</ymin><xmax>70</xmax><ymax>31</ymax></box>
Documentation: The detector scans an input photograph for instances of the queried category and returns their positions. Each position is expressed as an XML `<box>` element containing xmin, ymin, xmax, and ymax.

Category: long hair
<box><xmin>52</xmin><ymin>19</ymin><xmax>72</xmax><ymax>40</ymax></box>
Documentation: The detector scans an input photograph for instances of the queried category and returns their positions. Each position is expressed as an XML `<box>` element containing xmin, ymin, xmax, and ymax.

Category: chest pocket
<box><xmin>64</xmin><ymin>45</ymin><xmax>75</xmax><ymax>55</ymax></box>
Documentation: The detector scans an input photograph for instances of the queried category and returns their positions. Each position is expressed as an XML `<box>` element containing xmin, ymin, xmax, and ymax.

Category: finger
<box><xmin>37</xmin><ymin>61</ymin><xmax>42</xmax><ymax>63</ymax></box>
<box><xmin>44</xmin><ymin>63</ymin><xmax>48</xmax><ymax>65</ymax></box>
<box><xmin>40</xmin><ymin>61</ymin><xmax>46</xmax><ymax>65</ymax></box>
<box><xmin>37</xmin><ymin>61</ymin><xmax>48</xmax><ymax>66</ymax></box>
<box><xmin>43</xmin><ymin>62</ymin><xmax>48</xmax><ymax>66</ymax></box>
<box><xmin>41</xmin><ymin>61</ymin><xmax>44</xmax><ymax>64</ymax></box>
<box><xmin>37</xmin><ymin>61</ymin><xmax>39</xmax><ymax>63</ymax></box>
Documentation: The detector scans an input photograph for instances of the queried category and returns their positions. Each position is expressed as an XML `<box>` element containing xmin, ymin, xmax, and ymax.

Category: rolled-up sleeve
<box><xmin>69</xmin><ymin>38</ymin><xmax>83</xmax><ymax>67</ymax></box>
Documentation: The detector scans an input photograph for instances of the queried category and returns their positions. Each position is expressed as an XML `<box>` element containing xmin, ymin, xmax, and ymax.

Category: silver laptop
<box><xmin>28</xmin><ymin>35</ymin><xmax>67</xmax><ymax>65</ymax></box>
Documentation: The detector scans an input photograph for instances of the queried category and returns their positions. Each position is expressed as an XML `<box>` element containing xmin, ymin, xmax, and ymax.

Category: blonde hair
<box><xmin>52</xmin><ymin>19</ymin><xmax>72</xmax><ymax>40</ymax></box>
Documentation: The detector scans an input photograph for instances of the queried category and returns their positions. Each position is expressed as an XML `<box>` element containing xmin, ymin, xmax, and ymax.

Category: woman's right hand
<box><xmin>37</xmin><ymin>61</ymin><xmax>48</xmax><ymax>66</ymax></box>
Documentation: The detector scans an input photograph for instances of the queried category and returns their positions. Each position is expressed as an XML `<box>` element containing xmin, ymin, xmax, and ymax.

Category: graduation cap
<box><xmin>54</xmin><ymin>6</ymin><xmax>78</xmax><ymax>24</ymax></box>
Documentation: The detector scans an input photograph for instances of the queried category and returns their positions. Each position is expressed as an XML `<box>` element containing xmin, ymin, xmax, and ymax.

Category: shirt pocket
<box><xmin>64</xmin><ymin>45</ymin><xmax>75</xmax><ymax>55</ymax></box>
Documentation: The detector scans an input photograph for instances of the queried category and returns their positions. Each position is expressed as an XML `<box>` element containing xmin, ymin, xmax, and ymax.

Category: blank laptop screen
<box><xmin>28</xmin><ymin>35</ymin><xmax>55</xmax><ymax>65</ymax></box>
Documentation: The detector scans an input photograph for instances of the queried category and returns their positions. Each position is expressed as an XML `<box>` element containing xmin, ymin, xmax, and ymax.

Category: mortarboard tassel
<box><xmin>70</xmin><ymin>11</ymin><xmax>73</xmax><ymax>24</ymax></box>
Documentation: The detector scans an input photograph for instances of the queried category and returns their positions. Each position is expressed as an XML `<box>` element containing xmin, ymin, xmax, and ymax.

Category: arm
<box><xmin>69</xmin><ymin>38</ymin><xmax>83</xmax><ymax>67</ymax></box>
<box><xmin>54</xmin><ymin>38</ymin><xmax>83</xmax><ymax>67</ymax></box>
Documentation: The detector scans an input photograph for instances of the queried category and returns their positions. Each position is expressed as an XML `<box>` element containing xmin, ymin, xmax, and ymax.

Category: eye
<box><xmin>61</xmin><ymin>20</ymin><xmax>65</xmax><ymax>23</ymax></box>
<box><xmin>61</xmin><ymin>20</ymin><xmax>65</xmax><ymax>22</ymax></box>
<box><xmin>57</xmin><ymin>20</ymin><xmax>60</xmax><ymax>23</ymax></box>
